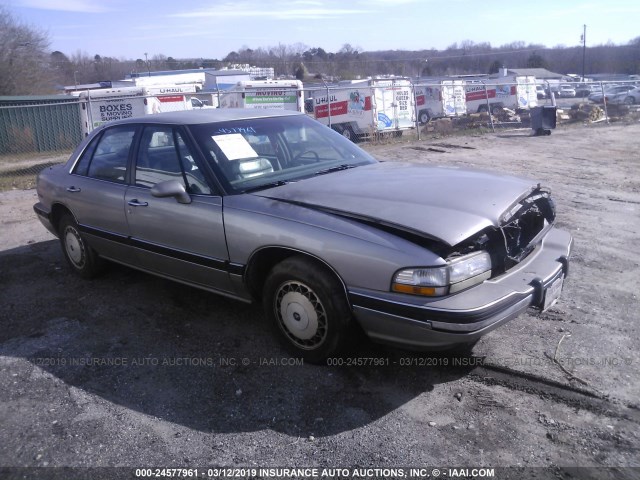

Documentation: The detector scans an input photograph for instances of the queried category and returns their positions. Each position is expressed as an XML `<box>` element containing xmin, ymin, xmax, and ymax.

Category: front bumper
<box><xmin>349</xmin><ymin>227</ymin><xmax>573</xmax><ymax>349</ymax></box>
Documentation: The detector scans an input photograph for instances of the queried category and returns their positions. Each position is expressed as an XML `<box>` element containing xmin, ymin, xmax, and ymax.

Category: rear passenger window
<box><xmin>135</xmin><ymin>127</ymin><xmax>212</xmax><ymax>194</ymax></box>
<box><xmin>85</xmin><ymin>127</ymin><xmax>135</xmax><ymax>183</ymax></box>
<box><xmin>73</xmin><ymin>134</ymin><xmax>100</xmax><ymax>176</ymax></box>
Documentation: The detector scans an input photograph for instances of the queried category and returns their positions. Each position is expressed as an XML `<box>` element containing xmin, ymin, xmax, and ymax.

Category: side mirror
<box><xmin>151</xmin><ymin>180</ymin><xmax>191</xmax><ymax>204</ymax></box>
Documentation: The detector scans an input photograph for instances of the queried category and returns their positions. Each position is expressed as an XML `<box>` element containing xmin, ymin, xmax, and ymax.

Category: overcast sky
<box><xmin>4</xmin><ymin>0</ymin><xmax>639</xmax><ymax>60</ymax></box>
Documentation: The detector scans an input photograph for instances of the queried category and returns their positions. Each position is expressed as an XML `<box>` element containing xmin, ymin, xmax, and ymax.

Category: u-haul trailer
<box><xmin>414</xmin><ymin>79</ymin><xmax>467</xmax><ymax>123</ymax></box>
<box><xmin>465</xmin><ymin>76</ymin><xmax>538</xmax><ymax>114</ymax></box>
<box><xmin>78</xmin><ymin>84</ymin><xmax>196</xmax><ymax>135</ymax></box>
<box><xmin>218</xmin><ymin>80</ymin><xmax>304</xmax><ymax>112</ymax></box>
<box><xmin>312</xmin><ymin>77</ymin><xmax>415</xmax><ymax>141</ymax></box>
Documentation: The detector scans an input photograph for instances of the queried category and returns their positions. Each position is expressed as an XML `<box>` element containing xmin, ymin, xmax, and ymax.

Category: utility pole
<box><xmin>144</xmin><ymin>52</ymin><xmax>150</xmax><ymax>76</ymax></box>
<box><xmin>581</xmin><ymin>25</ymin><xmax>587</xmax><ymax>81</ymax></box>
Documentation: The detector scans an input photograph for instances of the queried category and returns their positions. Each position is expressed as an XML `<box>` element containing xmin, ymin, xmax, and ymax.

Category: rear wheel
<box><xmin>263</xmin><ymin>256</ymin><xmax>352</xmax><ymax>363</ymax></box>
<box><xmin>341</xmin><ymin>126</ymin><xmax>353</xmax><ymax>142</ymax></box>
<box><xmin>624</xmin><ymin>96</ymin><xmax>635</xmax><ymax>105</ymax></box>
<box><xmin>58</xmin><ymin>213</ymin><xmax>104</xmax><ymax>279</ymax></box>
<box><xmin>419</xmin><ymin>111</ymin><xmax>430</xmax><ymax>124</ymax></box>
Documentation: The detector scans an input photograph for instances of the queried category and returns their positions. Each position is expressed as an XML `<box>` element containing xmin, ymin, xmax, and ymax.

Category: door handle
<box><xmin>66</xmin><ymin>186</ymin><xmax>81</xmax><ymax>193</ymax></box>
<box><xmin>127</xmin><ymin>199</ymin><xmax>149</xmax><ymax>207</ymax></box>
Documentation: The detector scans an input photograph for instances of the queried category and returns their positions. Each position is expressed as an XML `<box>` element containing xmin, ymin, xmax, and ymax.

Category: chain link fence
<box><xmin>0</xmin><ymin>97</ymin><xmax>82</xmax><ymax>191</ymax></box>
<box><xmin>1</xmin><ymin>80</ymin><xmax>639</xmax><ymax>192</ymax></box>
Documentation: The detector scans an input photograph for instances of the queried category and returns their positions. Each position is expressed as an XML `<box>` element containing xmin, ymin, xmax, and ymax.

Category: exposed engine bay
<box><xmin>447</xmin><ymin>186</ymin><xmax>556</xmax><ymax>275</ymax></box>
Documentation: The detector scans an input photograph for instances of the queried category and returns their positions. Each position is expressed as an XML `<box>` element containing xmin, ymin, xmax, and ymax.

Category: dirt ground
<box><xmin>1</xmin><ymin>122</ymin><xmax>639</xmax><ymax>479</ymax></box>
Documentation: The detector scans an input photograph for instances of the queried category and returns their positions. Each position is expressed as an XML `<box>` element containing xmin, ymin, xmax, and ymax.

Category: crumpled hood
<box><xmin>255</xmin><ymin>162</ymin><xmax>538</xmax><ymax>246</ymax></box>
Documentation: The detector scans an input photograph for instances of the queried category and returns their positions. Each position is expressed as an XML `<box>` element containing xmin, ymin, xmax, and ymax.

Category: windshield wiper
<box><xmin>242</xmin><ymin>180</ymin><xmax>290</xmax><ymax>193</ymax></box>
<box><xmin>312</xmin><ymin>164</ymin><xmax>357</xmax><ymax>176</ymax></box>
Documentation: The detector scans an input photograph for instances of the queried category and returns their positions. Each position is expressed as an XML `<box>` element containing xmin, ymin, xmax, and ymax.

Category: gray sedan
<box><xmin>34</xmin><ymin>109</ymin><xmax>572</xmax><ymax>362</ymax></box>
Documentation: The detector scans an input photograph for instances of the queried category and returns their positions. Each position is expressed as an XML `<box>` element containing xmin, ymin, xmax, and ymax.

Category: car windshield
<box><xmin>189</xmin><ymin>115</ymin><xmax>376</xmax><ymax>194</ymax></box>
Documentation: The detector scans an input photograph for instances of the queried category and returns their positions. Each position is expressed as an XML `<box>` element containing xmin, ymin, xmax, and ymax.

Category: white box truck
<box><xmin>218</xmin><ymin>80</ymin><xmax>304</xmax><ymax>112</ymax></box>
<box><xmin>78</xmin><ymin>85</ymin><xmax>196</xmax><ymax>134</ymax></box>
<box><xmin>312</xmin><ymin>77</ymin><xmax>415</xmax><ymax>141</ymax></box>
<box><xmin>465</xmin><ymin>76</ymin><xmax>538</xmax><ymax>114</ymax></box>
<box><xmin>414</xmin><ymin>79</ymin><xmax>467</xmax><ymax>123</ymax></box>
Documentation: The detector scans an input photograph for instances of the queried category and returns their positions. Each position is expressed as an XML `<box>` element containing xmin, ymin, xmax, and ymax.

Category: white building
<box><xmin>224</xmin><ymin>64</ymin><xmax>275</xmax><ymax>80</ymax></box>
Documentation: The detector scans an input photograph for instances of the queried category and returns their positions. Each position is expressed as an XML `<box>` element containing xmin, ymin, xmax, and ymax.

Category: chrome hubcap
<box><xmin>64</xmin><ymin>226</ymin><xmax>85</xmax><ymax>268</ymax></box>
<box><xmin>275</xmin><ymin>281</ymin><xmax>327</xmax><ymax>349</ymax></box>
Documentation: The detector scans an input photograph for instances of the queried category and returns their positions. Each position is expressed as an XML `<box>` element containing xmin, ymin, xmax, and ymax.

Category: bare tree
<box><xmin>270</xmin><ymin>43</ymin><xmax>291</xmax><ymax>77</ymax></box>
<box><xmin>50</xmin><ymin>50</ymin><xmax>75</xmax><ymax>87</ymax></box>
<box><xmin>69</xmin><ymin>50</ymin><xmax>95</xmax><ymax>85</ymax></box>
<box><xmin>151</xmin><ymin>54</ymin><xmax>168</xmax><ymax>71</ymax></box>
<box><xmin>0</xmin><ymin>6</ymin><xmax>52</xmax><ymax>94</ymax></box>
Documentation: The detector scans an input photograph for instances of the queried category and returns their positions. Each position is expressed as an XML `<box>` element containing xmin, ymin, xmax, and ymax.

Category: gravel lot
<box><xmin>1</xmin><ymin>122</ymin><xmax>639</xmax><ymax>479</ymax></box>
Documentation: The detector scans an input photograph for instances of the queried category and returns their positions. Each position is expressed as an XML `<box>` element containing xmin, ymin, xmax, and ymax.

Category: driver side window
<box><xmin>135</xmin><ymin>127</ymin><xmax>212</xmax><ymax>194</ymax></box>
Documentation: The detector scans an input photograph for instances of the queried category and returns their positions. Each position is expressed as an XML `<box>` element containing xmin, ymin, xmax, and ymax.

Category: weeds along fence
<box><xmin>1</xmin><ymin>80</ymin><xmax>638</xmax><ymax>192</ymax></box>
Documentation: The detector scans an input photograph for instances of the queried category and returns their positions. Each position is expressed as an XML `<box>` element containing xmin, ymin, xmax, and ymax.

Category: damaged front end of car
<box><xmin>450</xmin><ymin>185</ymin><xmax>557</xmax><ymax>274</ymax></box>
<box><xmin>347</xmin><ymin>184</ymin><xmax>571</xmax><ymax>349</ymax></box>
<box><xmin>389</xmin><ymin>185</ymin><xmax>562</xmax><ymax>301</ymax></box>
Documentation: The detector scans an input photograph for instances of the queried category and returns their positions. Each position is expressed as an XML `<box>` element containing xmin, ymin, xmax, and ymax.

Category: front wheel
<box><xmin>263</xmin><ymin>256</ymin><xmax>352</xmax><ymax>363</ymax></box>
<box><xmin>58</xmin><ymin>213</ymin><xmax>105</xmax><ymax>279</ymax></box>
<box><xmin>624</xmin><ymin>96</ymin><xmax>635</xmax><ymax>105</ymax></box>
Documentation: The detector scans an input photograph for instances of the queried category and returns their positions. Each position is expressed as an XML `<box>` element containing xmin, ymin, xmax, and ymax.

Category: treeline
<box><xmin>1</xmin><ymin>6</ymin><xmax>639</xmax><ymax>96</ymax></box>
<box><xmin>221</xmin><ymin>39</ymin><xmax>640</xmax><ymax>80</ymax></box>
<box><xmin>40</xmin><ymin>39</ymin><xmax>640</xmax><ymax>93</ymax></box>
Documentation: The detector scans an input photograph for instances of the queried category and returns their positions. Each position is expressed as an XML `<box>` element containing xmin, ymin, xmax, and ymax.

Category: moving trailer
<box><xmin>78</xmin><ymin>85</ymin><xmax>196</xmax><ymax>135</ymax></box>
<box><xmin>465</xmin><ymin>76</ymin><xmax>538</xmax><ymax>114</ymax></box>
<box><xmin>414</xmin><ymin>79</ymin><xmax>467</xmax><ymax>123</ymax></box>
<box><xmin>312</xmin><ymin>77</ymin><xmax>415</xmax><ymax>141</ymax></box>
<box><xmin>218</xmin><ymin>80</ymin><xmax>304</xmax><ymax>112</ymax></box>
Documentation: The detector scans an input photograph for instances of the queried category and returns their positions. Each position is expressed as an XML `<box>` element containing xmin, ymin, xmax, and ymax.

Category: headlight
<box><xmin>392</xmin><ymin>251</ymin><xmax>492</xmax><ymax>297</ymax></box>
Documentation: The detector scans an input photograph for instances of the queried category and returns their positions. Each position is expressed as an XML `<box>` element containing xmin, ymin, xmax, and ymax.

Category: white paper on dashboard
<box><xmin>212</xmin><ymin>134</ymin><xmax>258</xmax><ymax>160</ymax></box>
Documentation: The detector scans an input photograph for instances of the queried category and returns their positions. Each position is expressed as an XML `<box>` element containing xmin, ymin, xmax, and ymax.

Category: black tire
<box><xmin>58</xmin><ymin>213</ymin><xmax>105</xmax><ymax>279</ymax></box>
<box><xmin>419</xmin><ymin>111</ymin><xmax>430</xmax><ymax>124</ymax></box>
<box><xmin>624</xmin><ymin>96</ymin><xmax>635</xmax><ymax>105</ymax></box>
<box><xmin>263</xmin><ymin>256</ymin><xmax>352</xmax><ymax>363</ymax></box>
<box><xmin>477</xmin><ymin>105</ymin><xmax>488</xmax><ymax>113</ymax></box>
<box><xmin>341</xmin><ymin>126</ymin><xmax>353</xmax><ymax>142</ymax></box>
<box><xmin>491</xmin><ymin>105</ymin><xmax>503</xmax><ymax>115</ymax></box>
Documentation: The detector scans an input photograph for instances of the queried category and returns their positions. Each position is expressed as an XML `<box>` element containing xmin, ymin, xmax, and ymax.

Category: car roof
<box><xmin>109</xmin><ymin>108</ymin><xmax>305</xmax><ymax>126</ymax></box>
